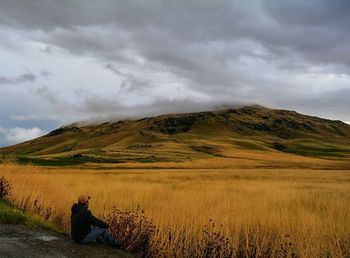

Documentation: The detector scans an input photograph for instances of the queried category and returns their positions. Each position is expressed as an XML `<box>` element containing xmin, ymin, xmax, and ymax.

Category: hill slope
<box><xmin>1</xmin><ymin>105</ymin><xmax>350</xmax><ymax>167</ymax></box>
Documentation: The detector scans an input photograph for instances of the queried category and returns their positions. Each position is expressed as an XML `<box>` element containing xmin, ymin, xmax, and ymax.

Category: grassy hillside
<box><xmin>1</xmin><ymin>105</ymin><xmax>350</xmax><ymax>167</ymax></box>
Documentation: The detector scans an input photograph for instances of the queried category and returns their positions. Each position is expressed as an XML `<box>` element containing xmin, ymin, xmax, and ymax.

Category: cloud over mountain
<box><xmin>0</xmin><ymin>0</ymin><xmax>349</xmax><ymax>146</ymax></box>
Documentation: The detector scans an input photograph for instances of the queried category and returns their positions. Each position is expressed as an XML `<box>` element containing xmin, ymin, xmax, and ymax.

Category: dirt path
<box><xmin>0</xmin><ymin>224</ymin><xmax>134</xmax><ymax>258</ymax></box>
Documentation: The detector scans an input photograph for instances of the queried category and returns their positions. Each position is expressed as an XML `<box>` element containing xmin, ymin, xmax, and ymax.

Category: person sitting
<box><xmin>71</xmin><ymin>195</ymin><xmax>121</xmax><ymax>247</ymax></box>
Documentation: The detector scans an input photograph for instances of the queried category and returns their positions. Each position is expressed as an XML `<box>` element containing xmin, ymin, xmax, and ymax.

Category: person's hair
<box><xmin>78</xmin><ymin>195</ymin><xmax>91</xmax><ymax>204</ymax></box>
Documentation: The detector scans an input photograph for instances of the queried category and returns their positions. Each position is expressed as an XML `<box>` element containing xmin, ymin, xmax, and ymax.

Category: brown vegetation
<box><xmin>1</xmin><ymin>161</ymin><xmax>349</xmax><ymax>257</ymax></box>
<box><xmin>0</xmin><ymin>176</ymin><xmax>11</xmax><ymax>199</ymax></box>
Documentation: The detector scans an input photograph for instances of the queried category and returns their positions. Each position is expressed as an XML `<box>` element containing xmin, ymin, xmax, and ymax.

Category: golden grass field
<box><xmin>1</xmin><ymin>159</ymin><xmax>350</xmax><ymax>257</ymax></box>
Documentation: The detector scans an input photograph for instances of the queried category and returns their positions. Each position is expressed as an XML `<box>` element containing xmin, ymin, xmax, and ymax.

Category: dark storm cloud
<box><xmin>264</xmin><ymin>0</ymin><xmax>350</xmax><ymax>29</ymax></box>
<box><xmin>2</xmin><ymin>0</ymin><xmax>349</xmax><ymax>74</ymax></box>
<box><xmin>0</xmin><ymin>0</ymin><xmax>349</xmax><ymax>125</ymax></box>
<box><xmin>0</xmin><ymin>73</ymin><xmax>36</xmax><ymax>85</ymax></box>
<box><xmin>262</xmin><ymin>0</ymin><xmax>350</xmax><ymax>68</ymax></box>
<box><xmin>1</xmin><ymin>0</ymin><xmax>349</xmax><ymax>68</ymax></box>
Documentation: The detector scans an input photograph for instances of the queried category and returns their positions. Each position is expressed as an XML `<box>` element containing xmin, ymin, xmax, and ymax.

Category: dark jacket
<box><xmin>71</xmin><ymin>203</ymin><xmax>109</xmax><ymax>243</ymax></box>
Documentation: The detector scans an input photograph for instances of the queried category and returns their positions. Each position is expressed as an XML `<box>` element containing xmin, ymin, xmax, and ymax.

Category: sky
<box><xmin>0</xmin><ymin>0</ymin><xmax>349</xmax><ymax>146</ymax></box>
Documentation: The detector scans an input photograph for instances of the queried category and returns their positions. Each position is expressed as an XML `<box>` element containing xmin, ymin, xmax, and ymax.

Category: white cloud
<box><xmin>0</xmin><ymin>127</ymin><xmax>46</xmax><ymax>144</ymax></box>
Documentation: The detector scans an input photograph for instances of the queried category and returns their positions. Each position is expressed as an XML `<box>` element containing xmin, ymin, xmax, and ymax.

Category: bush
<box><xmin>0</xmin><ymin>176</ymin><xmax>11</xmax><ymax>199</ymax></box>
<box><xmin>105</xmin><ymin>208</ymin><xmax>235</xmax><ymax>258</ymax></box>
<box><xmin>104</xmin><ymin>207</ymin><xmax>161</xmax><ymax>257</ymax></box>
<box><xmin>163</xmin><ymin>220</ymin><xmax>234</xmax><ymax>258</ymax></box>
<box><xmin>200</xmin><ymin>220</ymin><xmax>234</xmax><ymax>258</ymax></box>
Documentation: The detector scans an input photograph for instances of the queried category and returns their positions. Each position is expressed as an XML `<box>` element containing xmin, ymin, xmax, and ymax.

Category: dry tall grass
<box><xmin>1</xmin><ymin>161</ymin><xmax>349</xmax><ymax>257</ymax></box>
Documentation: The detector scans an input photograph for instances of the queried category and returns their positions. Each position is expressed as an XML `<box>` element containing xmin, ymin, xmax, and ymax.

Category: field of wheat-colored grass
<box><xmin>1</xmin><ymin>161</ymin><xmax>350</xmax><ymax>257</ymax></box>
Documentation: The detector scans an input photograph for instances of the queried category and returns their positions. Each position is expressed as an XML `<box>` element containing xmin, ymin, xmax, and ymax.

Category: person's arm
<box><xmin>82</xmin><ymin>210</ymin><xmax>109</xmax><ymax>228</ymax></box>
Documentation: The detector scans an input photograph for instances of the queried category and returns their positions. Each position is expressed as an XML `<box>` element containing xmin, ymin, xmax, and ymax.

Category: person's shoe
<box><xmin>111</xmin><ymin>239</ymin><xmax>123</xmax><ymax>248</ymax></box>
<box><xmin>96</xmin><ymin>238</ymin><xmax>105</xmax><ymax>244</ymax></box>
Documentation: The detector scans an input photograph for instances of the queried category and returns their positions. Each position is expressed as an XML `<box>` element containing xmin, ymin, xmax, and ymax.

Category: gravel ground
<box><xmin>0</xmin><ymin>224</ymin><xmax>134</xmax><ymax>258</ymax></box>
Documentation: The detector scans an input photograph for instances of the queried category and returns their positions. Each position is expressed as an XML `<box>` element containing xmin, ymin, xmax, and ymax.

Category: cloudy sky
<box><xmin>0</xmin><ymin>0</ymin><xmax>349</xmax><ymax>146</ymax></box>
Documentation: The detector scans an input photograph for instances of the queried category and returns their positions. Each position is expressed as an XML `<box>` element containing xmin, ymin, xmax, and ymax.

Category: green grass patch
<box><xmin>272</xmin><ymin>141</ymin><xmax>350</xmax><ymax>157</ymax></box>
<box><xmin>15</xmin><ymin>152</ymin><xmax>172</xmax><ymax>166</ymax></box>
<box><xmin>132</xmin><ymin>156</ymin><xmax>168</xmax><ymax>163</ymax></box>
<box><xmin>0</xmin><ymin>199</ymin><xmax>58</xmax><ymax>231</ymax></box>
<box><xmin>189</xmin><ymin>145</ymin><xmax>222</xmax><ymax>157</ymax></box>
<box><xmin>16</xmin><ymin>155</ymin><xmax>122</xmax><ymax>166</ymax></box>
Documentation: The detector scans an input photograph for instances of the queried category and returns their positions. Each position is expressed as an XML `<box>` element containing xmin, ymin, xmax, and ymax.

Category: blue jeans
<box><xmin>80</xmin><ymin>227</ymin><xmax>118</xmax><ymax>246</ymax></box>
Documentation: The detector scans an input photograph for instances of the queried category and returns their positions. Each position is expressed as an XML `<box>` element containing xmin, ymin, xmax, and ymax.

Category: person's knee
<box><xmin>95</xmin><ymin>228</ymin><xmax>107</xmax><ymax>235</ymax></box>
<box><xmin>98</xmin><ymin>228</ymin><xmax>108</xmax><ymax>237</ymax></box>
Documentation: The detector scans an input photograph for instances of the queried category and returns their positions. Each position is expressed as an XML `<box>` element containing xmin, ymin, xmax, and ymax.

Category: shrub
<box><xmin>162</xmin><ymin>220</ymin><xmax>234</xmax><ymax>257</ymax></box>
<box><xmin>105</xmin><ymin>208</ymin><xmax>235</xmax><ymax>258</ymax></box>
<box><xmin>104</xmin><ymin>207</ymin><xmax>161</xmax><ymax>257</ymax></box>
<box><xmin>0</xmin><ymin>176</ymin><xmax>11</xmax><ymax>199</ymax></box>
<box><xmin>200</xmin><ymin>220</ymin><xmax>234</xmax><ymax>258</ymax></box>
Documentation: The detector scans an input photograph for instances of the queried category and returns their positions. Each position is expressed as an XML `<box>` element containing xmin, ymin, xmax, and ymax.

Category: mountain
<box><xmin>1</xmin><ymin>105</ymin><xmax>350</xmax><ymax>168</ymax></box>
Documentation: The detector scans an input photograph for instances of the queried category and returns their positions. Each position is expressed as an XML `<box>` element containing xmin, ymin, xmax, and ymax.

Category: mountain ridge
<box><xmin>1</xmin><ymin>105</ymin><xmax>350</xmax><ymax>167</ymax></box>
